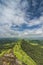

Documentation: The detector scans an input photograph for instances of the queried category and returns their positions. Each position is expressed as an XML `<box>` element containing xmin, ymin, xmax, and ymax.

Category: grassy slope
<box><xmin>0</xmin><ymin>42</ymin><xmax>15</xmax><ymax>57</ymax></box>
<box><xmin>0</xmin><ymin>49</ymin><xmax>11</xmax><ymax>57</ymax></box>
<box><xmin>0</xmin><ymin>40</ymin><xmax>43</xmax><ymax>65</ymax></box>
<box><xmin>13</xmin><ymin>41</ymin><xmax>37</xmax><ymax>65</ymax></box>
<box><xmin>0</xmin><ymin>41</ymin><xmax>36</xmax><ymax>65</ymax></box>
<box><xmin>21</xmin><ymin>40</ymin><xmax>43</xmax><ymax>65</ymax></box>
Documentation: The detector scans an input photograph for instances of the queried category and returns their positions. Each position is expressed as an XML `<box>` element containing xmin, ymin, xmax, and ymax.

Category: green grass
<box><xmin>0</xmin><ymin>49</ymin><xmax>11</xmax><ymax>57</ymax></box>
<box><xmin>30</xmin><ymin>43</ymin><xmax>39</xmax><ymax>46</ymax></box>
<box><xmin>40</xmin><ymin>46</ymin><xmax>43</xmax><ymax>48</ymax></box>
<box><xmin>21</xmin><ymin>40</ymin><xmax>43</xmax><ymax>65</ymax></box>
<box><xmin>0</xmin><ymin>39</ymin><xmax>43</xmax><ymax>65</ymax></box>
<box><xmin>13</xmin><ymin>41</ymin><xmax>37</xmax><ymax>65</ymax></box>
<box><xmin>0</xmin><ymin>50</ymin><xmax>6</xmax><ymax>57</ymax></box>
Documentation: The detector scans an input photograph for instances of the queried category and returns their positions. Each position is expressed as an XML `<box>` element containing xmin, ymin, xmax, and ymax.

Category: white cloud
<box><xmin>0</xmin><ymin>0</ymin><xmax>27</xmax><ymax>26</ymax></box>
<box><xmin>26</xmin><ymin>16</ymin><xmax>43</xmax><ymax>26</ymax></box>
<box><xmin>0</xmin><ymin>0</ymin><xmax>43</xmax><ymax>38</ymax></box>
<box><xmin>19</xmin><ymin>26</ymin><xmax>43</xmax><ymax>38</ymax></box>
<box><xmin>0</xmin><ymin>24</ymin><xmax>21</xmax><ymax>38</ymax></box>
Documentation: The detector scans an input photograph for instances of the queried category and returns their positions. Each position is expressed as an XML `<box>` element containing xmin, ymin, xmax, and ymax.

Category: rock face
<box><xmin>0</xmin><ymin>50</ymin><xmax>26</xmax><ymax>65</ymax></box>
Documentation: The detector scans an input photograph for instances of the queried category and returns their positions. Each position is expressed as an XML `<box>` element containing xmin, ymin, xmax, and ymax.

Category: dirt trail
<box><xmin>0</xmin><ymin>50</ymin><xmax>26</xmax><ymax>65</ymax></box>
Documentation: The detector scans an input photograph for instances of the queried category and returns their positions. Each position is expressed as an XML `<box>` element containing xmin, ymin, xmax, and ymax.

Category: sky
<box><xmin>0</xmin><ymin>0</ymin><xmax>43</xmax><ymax>38</ymax></box>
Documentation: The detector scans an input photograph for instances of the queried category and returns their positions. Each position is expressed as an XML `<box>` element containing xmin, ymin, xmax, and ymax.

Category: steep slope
<box><xmin>0</xmin><ymin>49</ymin><xmax>26</xmax><ymax>65</ymax></box>
<box><xmin>0</xmin><ymin>39</ymin><xmax>43</xmax><ymax>65</ymax></box>
<box><xmin>21</xmin><ymin>40</ymin><xmax>43</xmax><ymax>65</ymax></box>
<box><xmin>13</xmin><ymin>40</ymin><xmax>37</xmax><ymax>65</ymax></box>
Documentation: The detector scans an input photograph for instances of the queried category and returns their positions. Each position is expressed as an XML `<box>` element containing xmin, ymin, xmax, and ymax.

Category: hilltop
<box><xmin>0</xmin><ymin>39</ymin><xmax>43</xmax><ymax>65</ymax></box>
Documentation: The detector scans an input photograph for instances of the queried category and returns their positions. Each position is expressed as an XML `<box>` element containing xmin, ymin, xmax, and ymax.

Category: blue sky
<box><xmin>0</xmin><ymin>0</ymin><xmax>43</xmax><ymax>38</ymax></box>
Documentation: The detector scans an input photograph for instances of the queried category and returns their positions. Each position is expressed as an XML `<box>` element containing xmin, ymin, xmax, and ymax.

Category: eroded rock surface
<box><xmin>0</xmin><ymin>50</ymin><xmax>26</xmax><ymax>65</ymax></box>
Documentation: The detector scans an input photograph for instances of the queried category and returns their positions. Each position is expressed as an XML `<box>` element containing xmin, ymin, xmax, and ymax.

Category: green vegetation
<box><xmin>13</xmin><ymin>41</ymin><xmax>37</xmax><ymax>65</ymax></box>
<box><xmin>21</xmin><ymin>40</ymin><xmax>43</xmax><ymax>65</ymax></box>
<box><xmin>0</xmin><ymin>38</ymin><xmax>43</xmax><ymax>65</ymax></box>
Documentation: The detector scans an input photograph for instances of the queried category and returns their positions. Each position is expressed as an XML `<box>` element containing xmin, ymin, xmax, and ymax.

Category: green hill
<box><xmin>0</xmin><ymin>39</ymin><xmax>43</xmax><ymax>65</ymax></box>
<box><xmin>13</xmin><ymin>40</ymin><xmax>37</xmax><ymax>65</ymax></box>
<box><xmin>21</xmin><ymin>40</ymin><xmax>43</xmax><ymax>65</ymax></box>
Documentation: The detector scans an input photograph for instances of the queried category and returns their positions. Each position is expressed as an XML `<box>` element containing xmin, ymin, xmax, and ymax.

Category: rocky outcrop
<box><xmin>0</xmin><ymin>50</ymin><xmax>27</xmax><ymax>65</ymax></box>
